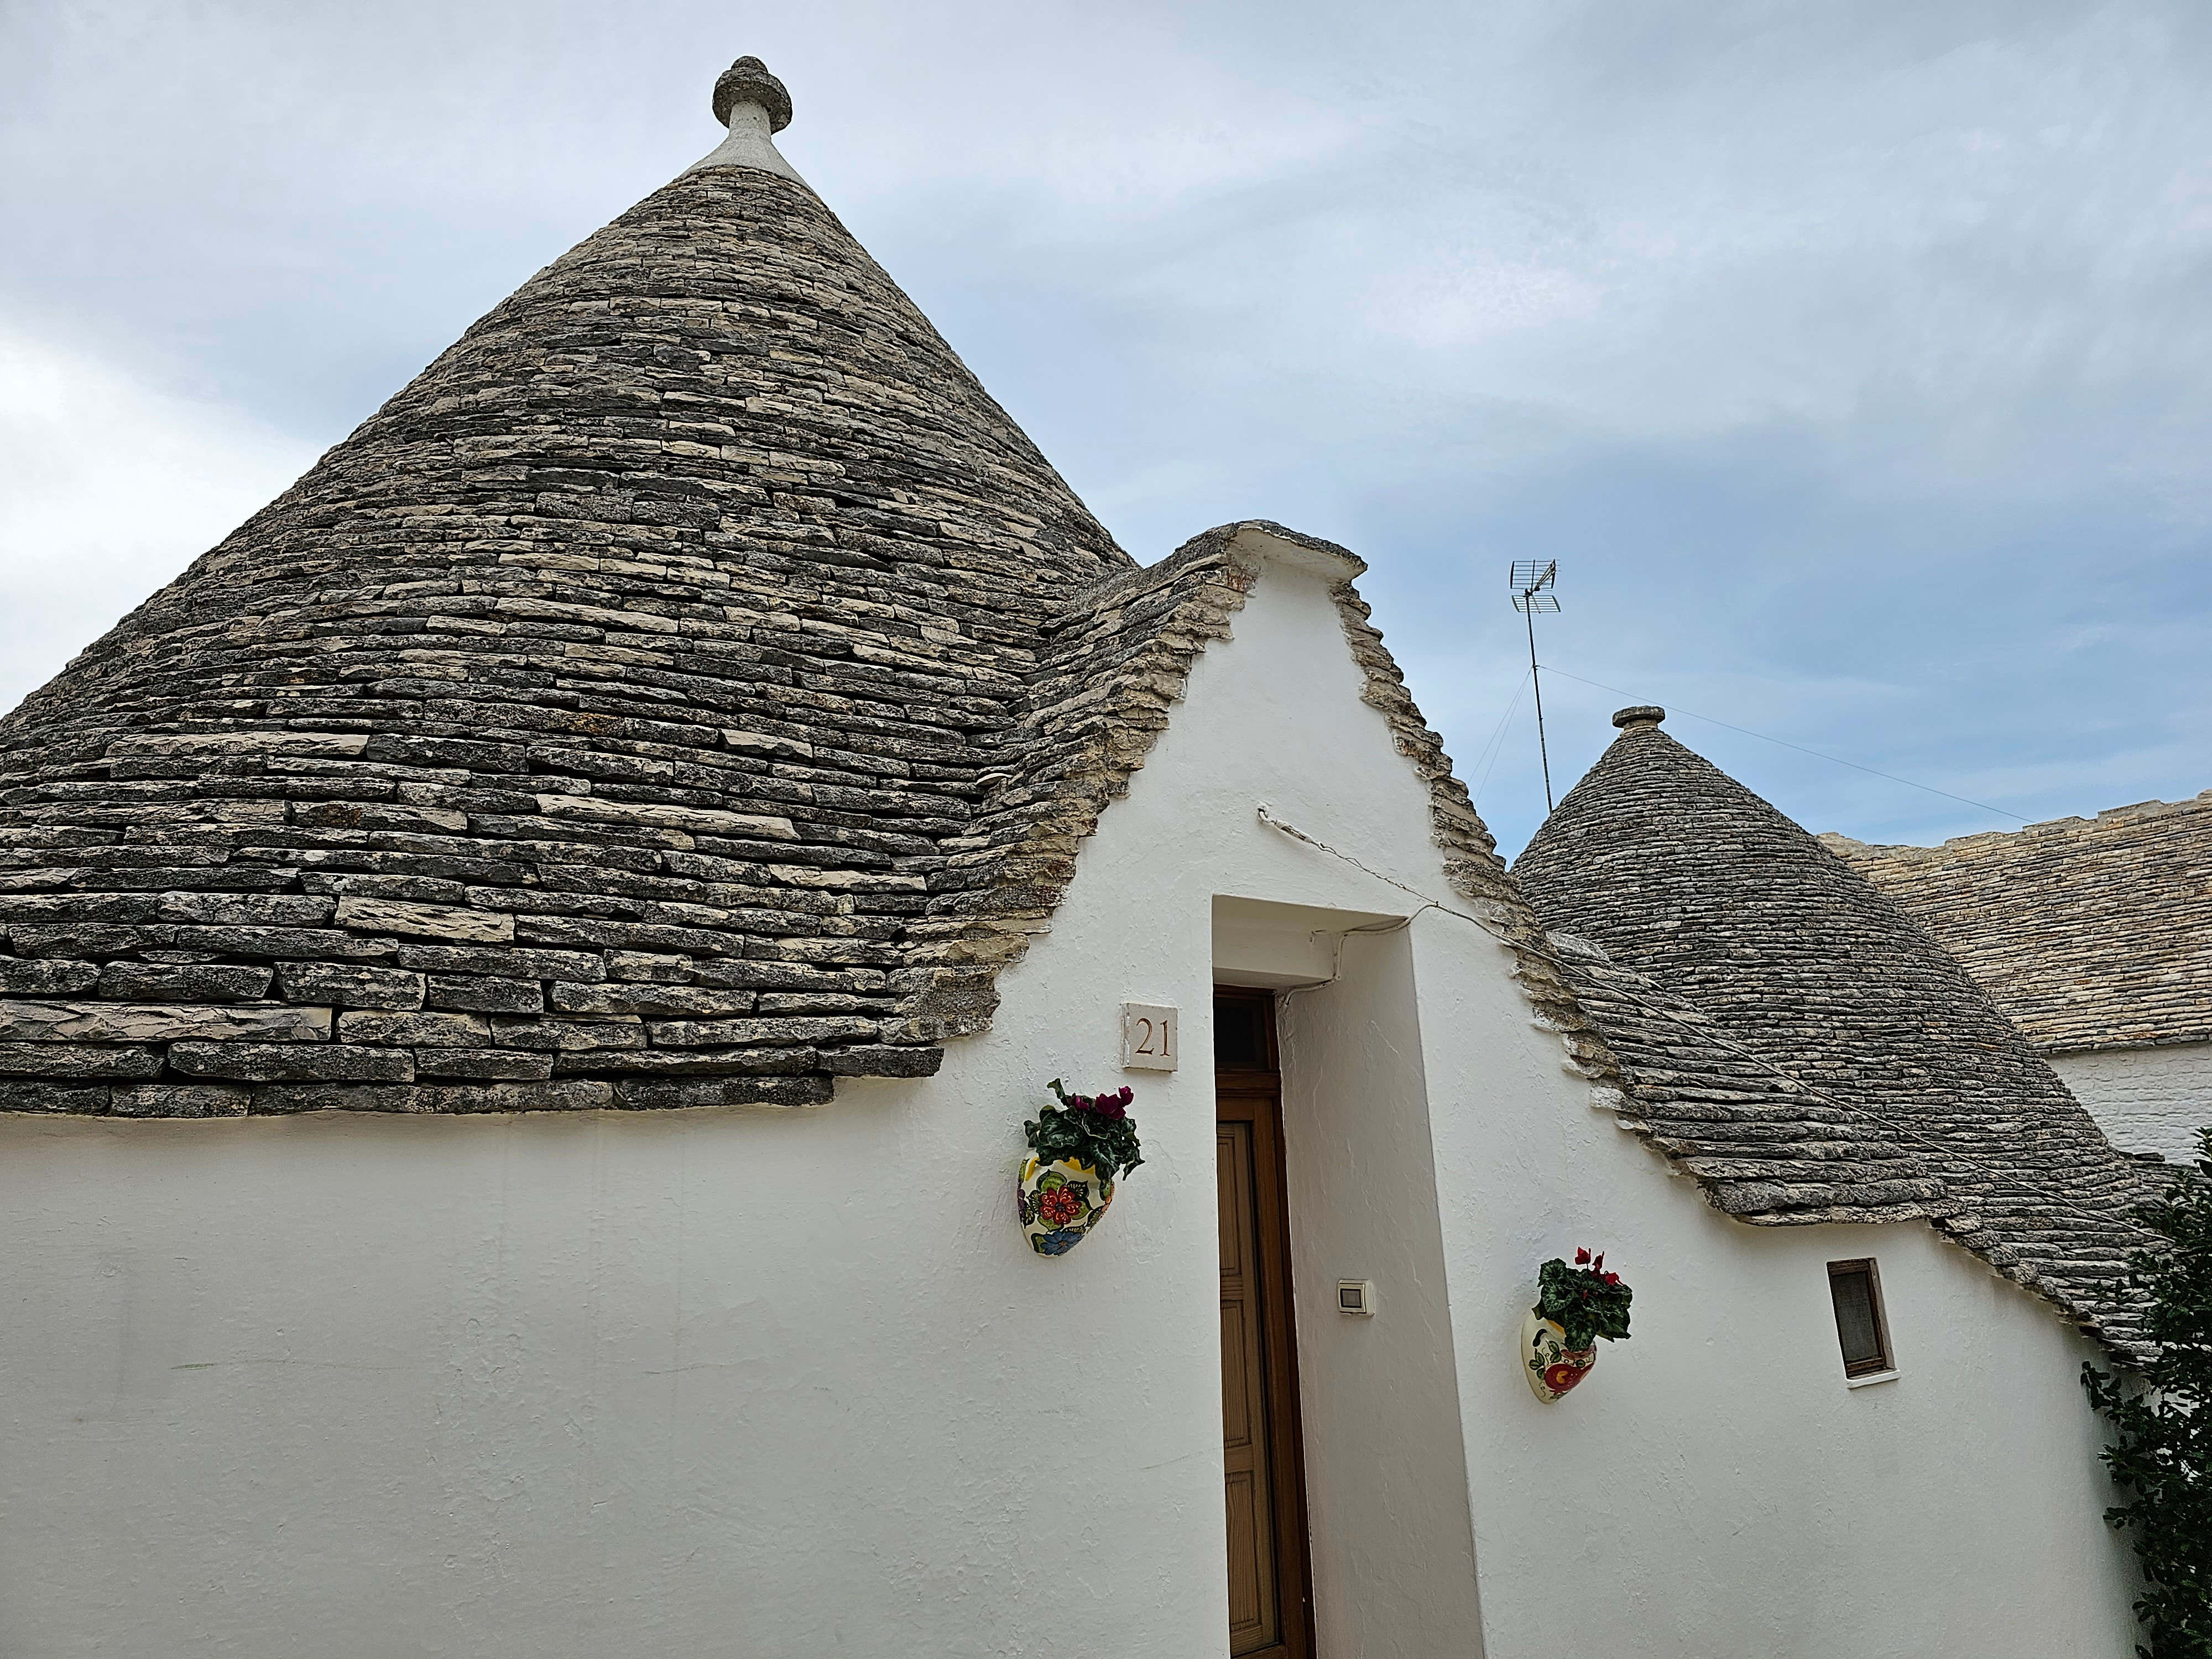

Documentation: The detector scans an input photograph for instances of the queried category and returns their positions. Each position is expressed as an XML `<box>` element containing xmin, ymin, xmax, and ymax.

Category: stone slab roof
<box><xmin>1514</xmin><ymin>714</ymin><xmax>2164</xmax><ymax>1355</ymax></box>
<box><xmin>1545</xmin><ymin>936</ymin><xmax>1959</xmax><ymax>1228</ymax></box>
<box><xmin>0</xmin><ymin>67</ymin><xmax>1157</xmax><ymax>1117</ymax></box>
<box><xmin>1824</xmin><ymin>790</ymin><xmax>2212</xmax><ymax>1054</ymax></box>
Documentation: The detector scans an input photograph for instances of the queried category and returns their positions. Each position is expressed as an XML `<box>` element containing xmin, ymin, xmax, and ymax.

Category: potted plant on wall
<box><xmin>1018</xmin><ymin>1081</ymin><xmax>1143</xmax><ymax>1256</ymax></box>
<box><xmin>1522</xmin><ymin>1249</ymin><xmax>1634</xmax><ymax>1401</ymax></box>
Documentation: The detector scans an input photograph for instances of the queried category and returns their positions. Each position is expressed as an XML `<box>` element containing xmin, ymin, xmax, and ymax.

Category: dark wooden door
<box><xmin>1215</xmin><ymin>989</ymin><xmax>1314</xmax><ymax>1659</ymax></box>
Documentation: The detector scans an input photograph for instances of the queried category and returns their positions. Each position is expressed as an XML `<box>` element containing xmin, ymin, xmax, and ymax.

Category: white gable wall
<box><xmin>0</xmin><ymin>545</ymin><xmax>2140</xmax><ymax>1656</ymax></box>
<box><xmin>2051</xmin><ymin>1041</ymin><xmax>2212</xmax><ymax>1163</ymax></box>
<box><xmin>0</xmin><ymin>545</ymin><xmax>1491</xmax><ymax>1658</ymax></box>
<box><xmin>1408</xmin><ymin>892</ymin><xmax>2141</xmax><ymax>1651</ymax></box>
<box><xmin>1263</xmin><ymin>911</ymin><xmax>1489</xmax><ymax>1655</ymax></box>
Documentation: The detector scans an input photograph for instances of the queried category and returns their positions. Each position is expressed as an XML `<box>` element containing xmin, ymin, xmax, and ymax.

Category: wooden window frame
<box><xmin>1825</xmin><ymin>1257</ymin><xmax>1895</xmax><ymax>1379</ymax></box>
<box><xmin>1213</xmin><ymin>983</ymin><xmax>1281</xmax><ymax>1075</ymax></box>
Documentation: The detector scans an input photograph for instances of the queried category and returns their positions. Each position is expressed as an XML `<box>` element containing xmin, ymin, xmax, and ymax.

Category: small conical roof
<box><xmin>0</xmin><ymin>58</ymin><xmax>1132</xmax><ymax>1115</ymax></box>
<box><xmin>1515</xmin><ymin>712</ymin><xmax>2161</xmax><ymax>1349</ymax></box>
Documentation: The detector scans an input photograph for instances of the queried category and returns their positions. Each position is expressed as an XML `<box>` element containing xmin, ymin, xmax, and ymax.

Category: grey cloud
<box><xmin>2</xmin><ymin>0</ymin><xmax>2206</xmax><ymax>859</ymax></box>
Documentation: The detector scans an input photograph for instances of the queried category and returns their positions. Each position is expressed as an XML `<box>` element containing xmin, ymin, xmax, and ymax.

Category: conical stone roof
<box><xmin>1514</xmin><ymin>709</ymin><xmax>2163</xmax><ymax>1352</ymax></box>
<box><xmin>0</xmin><ymin>58</ymin><xmax>1141</xmax><ymax>1116</ymax></box>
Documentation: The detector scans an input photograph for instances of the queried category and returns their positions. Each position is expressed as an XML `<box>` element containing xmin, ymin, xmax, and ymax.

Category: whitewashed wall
<box><xmin>2051</xmin><ymin>1042</ymin><xmax>2212</xmax><ymax>1163</ymax></box>
<box><xmin>1272</xmin><ymin>921</ymin><xmax>1488</xmax><ymax>1655</ymax></box>
<box><xmin>0</xmin><ymin>542</ymin><xmax>2140</xmax><ymax>1657</ymax></box>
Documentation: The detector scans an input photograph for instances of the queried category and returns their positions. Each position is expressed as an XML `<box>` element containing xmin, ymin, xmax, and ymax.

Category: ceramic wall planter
<box><xmin>1017</xmin><ymin>1154</ymin><xmax>1117</xmax><ymax>1256</ymax></box>
<box><xmin>1521</xmin><ymin>1309</ymin><xmax>1598</xmax><ymax>1402</ymax></box>
<box><xmin>1019</xmin><ymin>1080</ymin><xmax>1141</xmax><ymax>1256</ymax></box>
<box><xmin>1523</xmin><ymin>1249</ymin><xmax>1631</xmax><ymax>1397</ymax></box>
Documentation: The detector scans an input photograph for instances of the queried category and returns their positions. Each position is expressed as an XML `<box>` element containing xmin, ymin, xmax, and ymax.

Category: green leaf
<box><xmin>1021</xmin><ymin>1092</ymin><xmax>1144</xmax><ymax>1184</ymax></box>
<box><xmin>1533</xmin><ymin>1256</ymin><xmax>1634</xmax><ymax>1352</ymax></box>
<box><xmin>2081</xmin><ymin>1126</ymin><xmax>2212</xmax><ymax>1656</ymax></box>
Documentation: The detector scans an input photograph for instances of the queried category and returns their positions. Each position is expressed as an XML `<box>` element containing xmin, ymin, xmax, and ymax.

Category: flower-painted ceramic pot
<box><xmin>1521</xmin><ymin>1310</ymin><xmax>1598</xmax><ymax>1402</ymax></box>
<box><xmin>1018</xmin><ymin>1155</ymin><xmax>1115</xmax><ymax>1256</ymax></box>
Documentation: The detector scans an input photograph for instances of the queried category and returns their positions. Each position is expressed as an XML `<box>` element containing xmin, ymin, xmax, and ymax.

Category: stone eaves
<box><xmin>0</xmin><ymin>488</ymin><xmax>1504</xmax><ymax>1120</ymax></box>
<box><xmin>1545</xmin><ymin>934</ymin><xmax>1959</xmax><ymax>1227</ymax></box>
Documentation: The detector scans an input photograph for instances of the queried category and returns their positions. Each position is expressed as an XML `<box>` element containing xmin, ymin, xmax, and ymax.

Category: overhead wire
<box><xmin>1533</xmin><ymin>664</ymin><xmax>2027</xmax><ymax>825</ymax></box>
<box><xmin>1470</xmin><ymin>665</ymin><xmax>1532</xmax><ymax>809</ymax></box>
<box><xmin>1271</xmin><ymin>909</ymin><xmax>1432</xmax><ymax>1014</ymax></box>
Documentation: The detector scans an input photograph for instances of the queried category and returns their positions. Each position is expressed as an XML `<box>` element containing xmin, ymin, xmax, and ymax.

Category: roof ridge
<box><xmin>1821</xmin><ymin>784</ymin><xmax>2212</xmax><ymax>857</ymax></box>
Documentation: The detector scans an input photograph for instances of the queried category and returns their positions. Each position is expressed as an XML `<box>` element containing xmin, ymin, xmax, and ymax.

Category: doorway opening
<box><xmin>1215</xmin><ymin>986</ymin><xmax>1315</xmax><ymax>1659</ymax></box>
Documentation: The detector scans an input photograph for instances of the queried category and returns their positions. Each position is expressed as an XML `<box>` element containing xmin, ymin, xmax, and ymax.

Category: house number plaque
<box><xmin>1120</xmin><ymin>1003</ymin><xmax>1178</xmax><ymax>1072</ymax></box>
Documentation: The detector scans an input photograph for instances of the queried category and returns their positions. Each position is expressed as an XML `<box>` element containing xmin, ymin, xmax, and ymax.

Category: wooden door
<box><xmin>1215</xmin><ymin>989</ymin><xmax>1314</xmax><ymax>1659</ymax></box>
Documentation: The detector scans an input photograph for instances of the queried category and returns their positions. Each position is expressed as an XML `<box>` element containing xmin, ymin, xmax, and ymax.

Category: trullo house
<box><xmin>0</xmin><ymin>54</ymin><xmax>2169</xmax><ymax>1658</ymax></box>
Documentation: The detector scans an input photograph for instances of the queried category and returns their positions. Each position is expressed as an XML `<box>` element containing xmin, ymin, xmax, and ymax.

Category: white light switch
<box><xmin>1337</xmin><ymin>1280</ymin><xmax>1376</xmax><ymax>1317</ymax></box>
<box><xmin>1120</xmin><ymin>1002</ymin><xmax>1178</xmax><ymax>1071</ymax></box>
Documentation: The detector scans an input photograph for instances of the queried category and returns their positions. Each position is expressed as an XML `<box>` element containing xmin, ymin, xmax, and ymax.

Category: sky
<box><xmin>3</xmin><ymin>0</ymin><xmax>2209</xmax><ymax>861</ymax></box>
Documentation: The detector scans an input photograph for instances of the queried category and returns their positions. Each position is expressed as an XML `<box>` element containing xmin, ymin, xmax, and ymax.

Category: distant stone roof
<box><xmin>1824</xmin><ymin>791</ymin><xmax>2212</xmax><ymax>1055</ymax></box>
<box><xmin>1514</xmin><ymin>712</ymin><xmax>2163</xmax><ymax>1354</ymax></box>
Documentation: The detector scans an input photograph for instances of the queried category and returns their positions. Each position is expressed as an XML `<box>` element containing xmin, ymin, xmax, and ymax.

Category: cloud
<box><xmin>0</xmin><ymin>330</ymin><xmax>316</xmax><ymax>714</ymax></box>
<box><xmin>2</xmin><ymin>0</ymin><xmax>2207</xmax><ymax>861</ymax></box>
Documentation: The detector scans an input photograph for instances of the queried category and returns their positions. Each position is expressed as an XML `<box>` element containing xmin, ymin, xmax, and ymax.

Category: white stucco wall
<box><xmin>0</xmin><ymin>542</ymin><xmax>2141</xmax><ymax>1656</ymax></box>
<box><xmin>1272</xmin><ymin>921</ymin><xmax>1488</xmax><ymax>1656</ymax></box>
<box><xmin>2051</xmin><ymin>1041</ymin><xmax>2212</xmax><ymax>1163</ymax></box>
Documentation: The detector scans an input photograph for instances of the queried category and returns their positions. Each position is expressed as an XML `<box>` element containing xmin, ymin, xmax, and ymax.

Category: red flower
<box><xmin>1543</xmin><ymin>1361</ymin><xmax>1590</xmax><ymax>1394</ymax></box>
<box><xmin>1055</xmin><ymin>1083</ymin><xmax>1136</xmax><ymax>1122</ymax></box>
<box><xmin>1037</xmin><ymin>1187</ymin><xmax>1084</xmax><ymax>1228</ymax></box>
<box><xmin>1574</xmin><ymin>1247</ymin><xmax>1591</xmax><ymax>1265</ymax></box>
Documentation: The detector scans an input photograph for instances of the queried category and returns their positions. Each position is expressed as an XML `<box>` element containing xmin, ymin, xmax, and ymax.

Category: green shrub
<box><xmin>2083</xmin><ymin>1128</ymin><xmax>2212</xmax><ymax>1658</ymax></box>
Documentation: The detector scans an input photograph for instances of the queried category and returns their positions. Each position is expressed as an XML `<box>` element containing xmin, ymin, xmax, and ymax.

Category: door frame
<box><xmin>1215</xmin><ymin>986</ymin><xmax>1316</xmax><ymax>1659</ymax></box>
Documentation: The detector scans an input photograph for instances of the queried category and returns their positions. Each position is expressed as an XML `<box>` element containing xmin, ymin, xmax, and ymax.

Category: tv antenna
<box><xmin>1510</xmin><ymin>560</ymin><xmax>1559</xmax><ymax>811</ymax></box>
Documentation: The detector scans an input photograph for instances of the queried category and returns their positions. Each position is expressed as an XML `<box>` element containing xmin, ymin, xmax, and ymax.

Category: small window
<box><xmin>1213</xmin><ymin>989</ymin><xmax>1277</xmax><ymax>1072</ymax></box>
<box><xmin>1827</xmin><ymin>1258</ymin><xmax>1893</xmax><ymax>1378</ymax></box>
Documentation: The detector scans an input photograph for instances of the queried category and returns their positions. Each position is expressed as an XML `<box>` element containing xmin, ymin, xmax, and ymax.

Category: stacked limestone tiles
<box><xmin>1515</xmin><ymin>707</ymin><xmax>2170</xmax><ymax>1356</ymax></box>
<box><xmin>0</xmin><ymin>60</ymin><xmax>1514</xmax><ymax>1124</ymax></box>
<box><xmin>1828</xmin><ymin>792</ymin><xmax>2212</xmax><ymax>1160</ymax></box>
<box><xmin>0</xmin><ymin>56</ymin><xmax>1173</xmax><ymax>1117</ymax></box>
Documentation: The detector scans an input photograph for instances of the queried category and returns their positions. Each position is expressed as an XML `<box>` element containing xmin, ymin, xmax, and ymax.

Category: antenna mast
<box><xmin>1510</xmin><ymin>560</ymin><xmax>1560</xmax><ymax>811</ymax></box>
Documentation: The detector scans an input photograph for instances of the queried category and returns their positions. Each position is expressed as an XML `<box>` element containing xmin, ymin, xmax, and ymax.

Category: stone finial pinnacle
<box><xmin>686</xmin><ymin>56</ymin><xmax>806</xmax><ymax>186</ymax></box>
<box><xmin>713</xmin><ymin>56</ymin><xmax>793</xmax><ymax>133</ymax></box>
<box><xmin>1612</xmin><ymin>705</ymin><xmax>1665</xmax><ymax>731</ymax></box>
